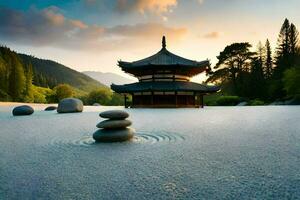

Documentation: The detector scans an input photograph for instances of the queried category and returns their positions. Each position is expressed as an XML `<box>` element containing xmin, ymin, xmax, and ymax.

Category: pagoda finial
<box><xmin>162</xmin><ymin>36</ymin><xmax>166</xmax><ymax>49</ymax></box>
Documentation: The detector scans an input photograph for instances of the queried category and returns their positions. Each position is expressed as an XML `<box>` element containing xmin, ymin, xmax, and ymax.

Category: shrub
<box><xmin>248</xmin><ymin>99</ymin><xmax>265</xmax><ymax>106</ymax></box>
<box><xmin>283</xmin><ymin>67</ymin><xmax>300</xmax><ymax>98</ymax></box>
<box><xmin>0</xmin><ymin>89</ymin><xmax>11</xmax><ymax>101</ymax></box>
<box><xmin>53</xmin><ymin>84</ymin><xmax>74</xmax><ymax>101</ymax></box>
<box><xmin>86</xmin><ymin>88</ymin><xmax>112</xmax><ymax>105</ymax></box>
<box><xmin>32</xmin><ymin>86</ymin><xmax>54</xmax><ymax>103</ymax></box>
<box><xmin>108</xmin><ymin>93</ymin><xmax>124</xmax><ymax>106</ymax></box>
<box><xmin>216</xmin><ymin>96</ymin><xmax>241</xmax><ymax>106</ymax></box>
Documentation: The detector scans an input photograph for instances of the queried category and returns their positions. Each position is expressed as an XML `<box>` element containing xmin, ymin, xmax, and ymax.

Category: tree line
<box><xmin>0</xmin><ymin>46</ymin><xmax>124</xmax><ymax>105</ymax></box>
<box><xmin>206</xmin><ymin>18</ymin><xmax>300</xmax><ymax>105</ymax></box>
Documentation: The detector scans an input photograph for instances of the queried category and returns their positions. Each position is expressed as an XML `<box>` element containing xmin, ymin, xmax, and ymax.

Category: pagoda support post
<box><xmin>151</xmin><ymin>92</ymin><xmax>154</xmax><ymax>106</ymax></box>
<box><xmin>201</xmin><ymin>95</ymin><xmax>204</xmax><ymax>108</ymax></box>
<box><xmin>175</xmin><ymin>92</ymin><xmax>178</xmax><ymax>108</ymax></box>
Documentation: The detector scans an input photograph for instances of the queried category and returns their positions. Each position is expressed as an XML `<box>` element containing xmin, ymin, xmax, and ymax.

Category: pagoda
<box><xmin>111</xmin><ymin>36</ymin><xmax>219</xmax><ymax>108</ymax></box>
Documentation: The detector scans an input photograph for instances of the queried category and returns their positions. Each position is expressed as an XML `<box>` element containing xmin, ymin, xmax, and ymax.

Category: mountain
<box><xmin>18</xmin><ymin>54</ymin><xmax>106</xmax><ymax>91</ymax></box>
<box><xmin>83</xmin><ymin>71</ymin><xmax>135</xmax><ymax>87</ymax></box>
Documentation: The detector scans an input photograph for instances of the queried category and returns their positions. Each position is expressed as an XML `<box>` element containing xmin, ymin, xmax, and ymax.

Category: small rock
<box><xmin>284</xmin><ymin>98</ymin><xmax>300</xmax><ymax>105</ymax></box>
<box><xmin>12</xmin><ymin>105</ymin><xmax>34</xmax><ymax>116</ymax></box>
<box><xmin>96</xmin><ymin>119</ymin><xmax>132</xmax><ymax>129</ymax></box>
<box><xmin>236</xmin><ymin>102</ymin><xmax>247</xmax><ymax>106</ymax></box>
<box><xmin>99</xmin><ymin>110</ymin><xmax>129</xmax><ymax>119</ymax></box>
<box><xmin>93</xmin><ymin>128</ymin><xmax>135</xmax><ymax>142</ymax></box>
<box><xmin>93</xmin><ymin>103</ymin><xmax>101</xmax><ymax>106</ymax></box>
<box><xmin>57</xmin><ymin>98</ymin><xmax>83</xmax><ymax>113</ymax></box>
<box><xmin>45</xmin><ymin>106</ymin><xmax>57</xmax><ymax>111</ymax></box>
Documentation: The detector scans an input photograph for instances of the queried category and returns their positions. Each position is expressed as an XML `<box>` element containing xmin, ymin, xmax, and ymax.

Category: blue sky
<box><xmin>0</xmin><ymin>0</ymin><xmax>299</xmax><ymax>81</ymax></box>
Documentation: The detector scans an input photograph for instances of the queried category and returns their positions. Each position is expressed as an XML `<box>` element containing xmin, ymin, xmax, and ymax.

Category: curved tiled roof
<box><xmin>118</xmin><ymin>36</ymin><xmax>209</xmax><ymax>69</ymax></box>
<box><xmin>119</xmin><ymin>48</ymin><xmax>209</xmax><ymax>68</ymax></box>
<box><xmin>111</xmin><ymin>81</ymin><xmax>220</xmax><ymax>93</ymax></box>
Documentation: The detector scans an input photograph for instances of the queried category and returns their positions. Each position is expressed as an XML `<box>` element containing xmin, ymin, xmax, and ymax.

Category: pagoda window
<box><xmin>153</xmin><ymin>74</ymin><xmax>173</xmax><ymax>78</ymax></box>
<box><xmin>154</xmin><ymin>92</ymin><xmax>164</xmax><ymax>95</ymax></box>
<box><xmin>177</xmin><ymin>92</ymin><xmax>194</xmax><ymax>95</ymax></box>
<box><xmin>155</xmin><ymin>79</ymin><xmax>174</xmax><ymax>82</ymax></box>
<box><xmin>165</xmin><ymin>92</ymin><xmax>175</xmax><ymax>95</ymax></box>
<box><xmin>142</xmin><ymin>92</ymin><xmax>151</xmax><ymax>95</ymax></box>
<box><xmin>157</xmin><ymin>70</ymin><xmax>172</xmax><ymax>73</ymax></box>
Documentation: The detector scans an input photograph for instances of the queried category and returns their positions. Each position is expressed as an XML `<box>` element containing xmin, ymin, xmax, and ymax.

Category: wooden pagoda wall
<box><xmin>127</xmin><ymin>92</ymin><xmax>204</xmax><ymax>108</ymax></box>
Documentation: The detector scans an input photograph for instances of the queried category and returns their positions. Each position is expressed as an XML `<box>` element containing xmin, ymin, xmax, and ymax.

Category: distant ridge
<box><xmin>18</xmin><ymin>54</ymin><xmax>106</xmax><ymax>91</ymax></box>
<box><xmin>83</xmin><ymin>71</ymin><xmax>134</xmax><ymax>87</ymax></box>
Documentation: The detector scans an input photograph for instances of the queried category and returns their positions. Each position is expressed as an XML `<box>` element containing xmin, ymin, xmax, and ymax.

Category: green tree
<box><xmin>271</xmin><ymin>19</ymin><xmax>299</xmax><ymax>99</ymax></box>
<box><xmin>87</xmin><ymin>88</ymin><xmax>112</xmax><ymax>105</ymax></box>
<box><xmin>283</xmin><ymin>67</ymin><xmax>300</xmax><ymax>98</ymax></box>
<box><xmin>109</xmin><ymin>93</ymin><xmax>124</xmax><ymax>106</ymax></box>
<box><xmin>8</xmin><ymin>53</ymin><xmax>25</xmax><ymax>101</ymax></box>
<box><xmin>289</xmin><ymin>23</ymin><xmax>299</xmax><ymax>57</ymax></box>
<box><xmin>249</xmin><ymin>58</ymin><xmax>266</xmax><ymax>99</ymax></box>
<box><xmin>264</xmin><ymin>39</ymin><xmax>273</xmax><ymax>79</ymax></box>
<box><xmin>206</xmin><ymin>43</ymin><xmax>254</xmax><ymax>95</ymax></box>
<box><xmin>275</xmin><ymin>18</ymin><xmax>290</xmax><ymax>69</ymax></box>
<box><xmin>54</xmin><ymin>84</ymin><xmax>74</xmax><ymax>101</ymax></box>
<box><xmin>24</xmin><ymin>63</ymin><xmax>34</xmax><ymax>102</ymax></box>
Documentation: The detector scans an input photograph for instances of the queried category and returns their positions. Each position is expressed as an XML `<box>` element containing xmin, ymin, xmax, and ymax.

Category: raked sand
<box><xmin>0</xmin><ymin>105</ymin><xmax>300</xmax><ymax>199</ymax></box>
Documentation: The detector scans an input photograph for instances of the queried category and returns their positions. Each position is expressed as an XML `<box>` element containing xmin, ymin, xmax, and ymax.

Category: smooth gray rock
<box><xmin>12</xmin><ymin>105</ymin><xmax>34</xmax><ymax>116</ymax></box>
<box><xmin>93</xmin><ymin>128</ymin><xmax>135</xmax><ymax>142</ymax></box>
<box><xmin>269</xmin><ymin>101</ymin><xmax>285</xmax><ymax>105</ymax></box>
<box><xmin>57</xmin><ymin>98</ymin><xmax>83</xmax><ymax>113</ymax></box>
<box><xmin>100</xmin><ymin>110</ymin><xmax>129</xmax><ymax>119</ymax></box>
<box><xmin>236</xmin><ymin>102</ymin><xmax>247</xmax><ymax>106</ymax></box>
<box><xmin>93</xmin><ymin>103</ymin><xmax>101</xmax><ymax>106</ymax></box>
<box><xmin>45</xmin><ymin>106</ymin><xmax>57</xmax><ymax>111</ymax></box>
<box><xmin>284</xmin><ymin>98</ymin><xmax>300</xmax><ymax>105</ymax></box>
<box><xmin>96</xmin><ymin>119</ymin><xmax>132</xmax><ymax>129</ymax></box>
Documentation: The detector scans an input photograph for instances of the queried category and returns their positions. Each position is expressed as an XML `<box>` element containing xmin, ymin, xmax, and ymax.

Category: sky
<box><xmin>0</xmin><ymin>0</ymin><xmax>300</xmax><ymax>82</ymax></box>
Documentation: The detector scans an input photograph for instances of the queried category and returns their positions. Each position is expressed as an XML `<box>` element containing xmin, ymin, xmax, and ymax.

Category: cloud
<box><xmin>202</xmin><ymin>31</ymin><xmax>222</xmax><ymax>39</ymax></box>
<box><xmin>116</xmin><ymin>0</ymin><xmax>177</xmax><ymax>14</ymax></box>
<box><xmin>197</xmin><ymin>0</ymin><xmax>204</xmax><ymax>4</ymax></box>
<box><xmin>0</xmin><ymin>6</ymin><xmax>187</xmax><ymax>51</ymax></box>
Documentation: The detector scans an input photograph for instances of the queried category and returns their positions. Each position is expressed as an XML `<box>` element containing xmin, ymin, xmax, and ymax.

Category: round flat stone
<box><xmin>57</xmin><ymin>98</ymin><xmax>83</xmax><ymax>113</ymax></box>
<box><xmin>12</xmin><ymin>105</ymin><xmax>34</xmax><ymax>116</ymax></box>
<box><xmin>96</xmin><ymin>119</ymin><xmax>132</xmax><ymax>129</ymax></box>
<box><xmin>45</xmin><ymin>106</ymin><xmax>57</xmax><ymax>111</ymax></box>
<box><xmin>99</xmin><ymin>110</ymin><xmax>129</xmax><ymax>119</ymax></box>
<box><xmin>93</xmin><ymin>128</ymin><xmax>135</xmax><ymax>143</ymax></box>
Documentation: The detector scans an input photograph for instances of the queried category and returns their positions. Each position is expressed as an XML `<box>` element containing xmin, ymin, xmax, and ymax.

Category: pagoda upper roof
<box><xmin>118</xmin><ymin>36</ymin><xmax>209</xmax><ymax>69</ymax></box>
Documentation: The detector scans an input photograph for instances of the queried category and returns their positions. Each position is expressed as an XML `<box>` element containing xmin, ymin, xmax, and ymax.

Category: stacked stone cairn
<box><xmin>93</xmin><ymin>110</ymin><xmax>135</xmax><ymax>142</ymax></box>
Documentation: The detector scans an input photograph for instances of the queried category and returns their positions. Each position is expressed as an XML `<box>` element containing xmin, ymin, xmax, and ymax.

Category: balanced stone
<box><xmin>93</xmin><ymin>128</ymin><xmax>135</xmax><ymax>142</ymax></box>
<box><xmin>96</xmin><ymin>119</ymin><xmax>132</xmax><ymax>129</ymax></box>
<box><xmin>100</xmin><ymin>110</ymin><xmax>129</xmax><ymax>119</ymax></box>
<box><xmin>57</xmin><ymin>98</ymin><xmax>83</xmax><ymax>113</ymax></box>
<box><xmin>45</xmin><ymin>106</ymin><xmax>57</xmax><ymax>111</ymax></box>
<box><xmin>12</xmin><ymin>105</ymin><xmax>34</xmax><ymax>116</ymax></box>
<box><xmin>93</xmin><ymin>103</ymin><xmax>101</xmax><ymax>106</ymax></box>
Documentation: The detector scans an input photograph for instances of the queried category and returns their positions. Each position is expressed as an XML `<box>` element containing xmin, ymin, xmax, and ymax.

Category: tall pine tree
<box><xmin>289</xmin><ymin>23</ymin><xmax>299</xmax><ymax>64</ymax></box>
<box><xmin>24</xmin><ymin>63</ymin><xmax>34</xmax><ymax>102</ymax></box>
<box><xmin>275</xmin><ymin>18</ymin><xmax>291</xmax><ymax>74</ymax></box>
<box><xmin>265</xmin><ymin>39</ymin><xmax>273</xmax><ymax>79</ymax></box>
<box><xmin>8</xmin><ymin>53</ymin><xmax>25</xmax><ymax>101</ymax></box>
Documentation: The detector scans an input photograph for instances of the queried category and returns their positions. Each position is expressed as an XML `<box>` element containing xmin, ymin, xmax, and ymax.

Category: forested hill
<box><xmin>18</xmin><ymin>53</ymin><xmax>106</xmax><ymax>91</ymax></box>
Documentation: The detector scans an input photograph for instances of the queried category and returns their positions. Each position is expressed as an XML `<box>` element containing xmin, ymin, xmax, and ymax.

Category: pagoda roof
<box><xmin>118</xmin><ymin>36</ymin><xmax>209</xmax><ymax>69</ymax></box>
<box><xmin>111</xmin><ymin>81</ymin><xmax>219</xmax><ymax>94</ymax></box>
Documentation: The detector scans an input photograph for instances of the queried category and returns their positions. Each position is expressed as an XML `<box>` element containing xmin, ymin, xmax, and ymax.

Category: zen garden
<box><xmin>0</xmin><ymin>1</ymin><xmax>299</xmax><ymax>199</ymax></box>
